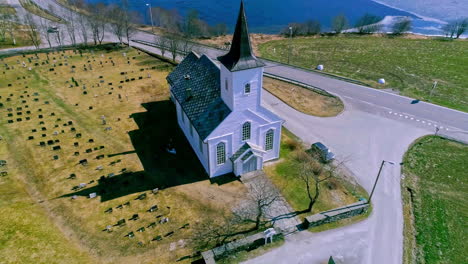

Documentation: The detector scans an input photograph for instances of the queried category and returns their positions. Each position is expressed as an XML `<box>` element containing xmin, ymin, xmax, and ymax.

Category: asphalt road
<box><xmin>3</xmin><ymin>1</ymin><xmax>468</xmax><ymax>263</ymax></box>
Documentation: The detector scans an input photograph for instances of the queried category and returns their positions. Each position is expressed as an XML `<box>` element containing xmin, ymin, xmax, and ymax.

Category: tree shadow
<box><xmin>59</xmin><ymin>100</ymin><xmax>210</xmax><ymax>202</ymax></box>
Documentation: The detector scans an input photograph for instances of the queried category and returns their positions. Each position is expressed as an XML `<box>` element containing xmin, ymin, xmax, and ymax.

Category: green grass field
<box><xmin>264</xmin><ymin>129</ymin><xmax>368</xmax><ymax>217</ymax></box>
<box><xmin>403</xmin><ymin>136</ymin><xmax>467</xmax><ymax>264</ymax></box>
<box><xmin>259</xmin><ymin>35</ymin><xmax>468</xmax><ymax>112</ymax></box>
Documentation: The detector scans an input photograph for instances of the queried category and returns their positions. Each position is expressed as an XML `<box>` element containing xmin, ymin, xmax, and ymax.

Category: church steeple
<box><xmin>217</xmin><ymin>1</ymin><xmax>265</xmax><ymax>72</ymax></box>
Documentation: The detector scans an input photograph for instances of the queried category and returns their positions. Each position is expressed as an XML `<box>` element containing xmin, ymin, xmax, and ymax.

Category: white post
<box><xmin>146</xmin><ymin>3</ymin><xmax>154</xmax><ymax>33</ymax></box>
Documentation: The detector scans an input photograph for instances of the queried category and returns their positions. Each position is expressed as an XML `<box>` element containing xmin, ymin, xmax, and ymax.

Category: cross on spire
<box><xmin>218</xmin><ymin>0</ymin><xmax>265</xmax><ymax>72</ymax></box>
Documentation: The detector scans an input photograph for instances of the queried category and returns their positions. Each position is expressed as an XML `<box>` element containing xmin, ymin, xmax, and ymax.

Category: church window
<box><xmin>265</xmin><ymin>129</ymin><xmax>274</xmax><ymax>151</ymax></box>
<box><xmin>244</xmin><ymin>83</ymin><xmax>251</xmax><ymax>94</ymax></box>
<box><xmin>216</xmin><ymin>142</ymin><xmax>226</xmax><ymax>165</ymax></box>
<box><xmin>242</xmin><ymin>122</ymin><xmax>251</xmax><ymax>141</ymax></box>
<box><xmin>225</xmin><ymin>78</ymin><xmax>228</xmax><ymax>90</ymax></box>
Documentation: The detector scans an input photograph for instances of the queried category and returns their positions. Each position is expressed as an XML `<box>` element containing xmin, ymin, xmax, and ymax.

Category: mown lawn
<box><xmin>259</xmin><ymin>35</ymin><xmax>468</xmax><ymax>112</ymax></box>
<box><xmin>403</xmin><ymin>136</ymin><xmax>467</xmax><ymax>264</ymax></box>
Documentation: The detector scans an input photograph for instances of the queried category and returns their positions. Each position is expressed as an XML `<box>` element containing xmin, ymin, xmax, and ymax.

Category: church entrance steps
<box><xmin>239</xmin><ymin>170</ymin><xmax>263</xmax><ymax>183</ymax></box>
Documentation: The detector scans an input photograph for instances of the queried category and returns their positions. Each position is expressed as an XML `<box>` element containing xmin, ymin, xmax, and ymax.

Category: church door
<box><xmin>242</xmin><ymin>156</ymin><xmax>257</xmax><ymax>174</ymax></box>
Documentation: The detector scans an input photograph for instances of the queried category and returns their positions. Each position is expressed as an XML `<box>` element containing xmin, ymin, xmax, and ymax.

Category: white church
<box><xmin>167</xmin><ymin>1</ymin><xmax>283</xmax><ymax>178</ymax></box>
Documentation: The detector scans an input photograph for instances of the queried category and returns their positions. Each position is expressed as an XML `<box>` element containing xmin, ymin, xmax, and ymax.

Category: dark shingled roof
<box><xmin>231</xmin><ymin>143</ymin><xmax>250</xmax><ymax>162</ymax></box>
<box><xmin>217</xmin><ymin>1</ymin><xmax>265</xmax><ymax>72</ymax></box>
<box><xmin>168</xmin><ymin>53</ymin><xmax>231</xmax><ymax>140</ymax></box>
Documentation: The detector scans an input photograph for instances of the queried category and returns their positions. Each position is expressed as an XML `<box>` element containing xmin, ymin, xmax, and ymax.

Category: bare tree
<box><xmin>6</xmin><ymin>15</ymin><xmax>19</xmax><ymax>45</ymax></box>
<box><xmin>65</xmin><ymin>6</ymin><xmax>77</xmax><ymax>46</ymax></box>
<box><xmin>167</xmin><ymin>35</ymin><xmax>181</xmax><ymax>61</ymax></box>
<box><xmin>442</xmin><ymin>22</ymin><xmax>457</xmax><ymax>38</ymax></box>
<box><xmin>23</xmin><ymin>13</ymin><xmax>41</xmax><ymax>49</ymax></box>
<box><xmin>294</xmin><ymin>150</ymin><xmax>342</xmax><ymax>213</ymax></box>
<box><xmin>154</xmin><ymin>36</ymin><xmax>169</xmax><ymax>57</ymax></box>
<box><xmin>109</xmin><ymin>6</ymin><xmax>125</xmax><ymax>44</ymax></box>
<box><xmin>332</xmin><ymin>14</ymin><xmax>348</xmax><ymax>34</ymax></box>
<box><xmin>455</xmin><ymin>18</ymin><xmax>468</xmax><ymax>38</ymax></box>
<box><xmin>39</xmin><ymin>18</ymin><xmax>54</xmax><ymax>48</ymax></box>
<box><xmin>304</xmin><ymin>20</ymin><xmax>321</xmax><ymax>35</ymax></box>
<box><xmin>121</xmin><ymin>0</ymin><xmax>138</xmax><ymax>44</ymax></box>
<box><xmin>88</xmin><ymin>3</ymin><xmax>107</xmax><ymax>45</ymax></box>
<box><xmin>355</xmin><ymin>14</ymin><xmax>383</xmax><ymax>34</ymax></box>
<box><xmin>392</xmin><ymin>18</ymin><xmax>412</xmax><ymax>35</ymax></box>
<box><xmin>77</xmin><ymin>12</ymin><xmax>89</xmax><ymax>45</ymax></box>
<box><xmin>233</xmin><ymin>177</ymin><xmax>280</xmax><ymax>230</ymax></box>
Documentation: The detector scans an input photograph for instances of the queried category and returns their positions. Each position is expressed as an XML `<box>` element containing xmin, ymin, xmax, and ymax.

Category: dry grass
<box><xmin>198</xmin><ymin>34</ymin><xmax>285</xmax><ymax>55</ymax></box>
<box><xmin>19</xmin><ymin>0</ymin><xmax>64</xmax><ymax>23</ymax></box>
<box><xmin>0</xmin><ymin>46</ymin><xmax>248</xmax><ymax>263</ymax></box>
<box><xmin>263</xmin><ymin>77</ymin><xmax>343</xmax><ymax>117</ymax></box>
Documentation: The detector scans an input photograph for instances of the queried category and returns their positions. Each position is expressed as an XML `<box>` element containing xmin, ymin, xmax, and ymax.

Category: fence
<box><xmin>304</xmin><ymin>201</ymin><xmax>369</xmax><ymax>228</ymax></box>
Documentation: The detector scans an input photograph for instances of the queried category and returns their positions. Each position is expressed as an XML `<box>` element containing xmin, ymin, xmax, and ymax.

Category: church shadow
<box><xmin>128</xmin><ymin>100</ymin><xmax>210</xmax><ymax>187</ymax></box>
<box><xmin>59</xmin><ymin>100</ymin><xmax>213</xmax><ymax>202</ymax></box>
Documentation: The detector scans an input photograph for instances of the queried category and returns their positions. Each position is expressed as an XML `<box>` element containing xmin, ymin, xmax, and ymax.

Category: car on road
<box><xmin>308</xmin><ymin>142</ymin><xmax>335</xmax><ymax>163</ymax></box>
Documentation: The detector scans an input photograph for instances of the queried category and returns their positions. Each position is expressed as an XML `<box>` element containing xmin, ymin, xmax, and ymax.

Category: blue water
<box><xmin>87</xmin><ymin>0</ymin><xmax>444</xmax><ymax>35</ymax></box>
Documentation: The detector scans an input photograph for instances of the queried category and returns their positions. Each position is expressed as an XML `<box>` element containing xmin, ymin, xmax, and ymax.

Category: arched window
<box><xmin>244</xmin><ymin>83</ymin><xmax>251</xmax><ymax>94</ymax></box>
<box><xmin>242</xmin><ymin>122</ymin><xmax>251</xmax><ymax>141</ymax></box>
<box><xmin>216</xmin><ymin>142</ymin><xmax>226</xmax><ymax>165</ymax></box>
<box><xmin>265</xmin><ymin>129</ymin><xmax>274</xmax><ymax>151</ymax></box>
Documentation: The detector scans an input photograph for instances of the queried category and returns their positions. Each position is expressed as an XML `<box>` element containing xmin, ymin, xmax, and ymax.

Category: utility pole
<box><xmin>146</xmin><ymin>3</ymin><xmax>154</xmax><ymax>33</ymax></box>
<box><xmin>368</xmin><ymin>160</ymin><xmax>394</xmax><ymax>204</ymax></box>
<box><xmin>287</xmin><ymin>26</ymin><xmax>292</xmax><ymax>64</ymax></box>
<box><xmin>429</xmin><ymin>81</ymin><xmax>438</xmax><ymax>98</ymax></box>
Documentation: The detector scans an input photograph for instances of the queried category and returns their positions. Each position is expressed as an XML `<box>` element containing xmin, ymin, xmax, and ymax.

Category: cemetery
<box><xmin>0</xmin><ymin>45</ymin><xmax>249</xmax><ymax>263</ymax></box>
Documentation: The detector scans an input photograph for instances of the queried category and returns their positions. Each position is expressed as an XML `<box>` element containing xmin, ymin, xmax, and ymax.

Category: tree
<box><xmin>154</xmin><ymin>36</ymin><xmax>169</xmax><ymax>56</ymax></box>
<box><xmin>392</xmin><ymin>18</ymin><xmax>412</xmax><ymax>35</ymax></box>
<box><xmin>23</xmin><ymin>13</ymin><xmax>41</xmax><ymax>49</ymax></box>
<box><xmin>304</xmin><ymin>20</ymin><xmax>321</xmax><ymax>35</ymax></box>
<box><xmin>355</xmin><ymin>13</ymin><xmax>382</xmax><ymax>34</ymax></box>
<box><xmin>120</xmin><ymin>0</ymin><xmax>138</xmax><ymax>44</ymax></box>
<box><xmin>455</xmin><ymin>18</ymin><xmax>468</xmax><ymax>38</ymax></box>
<box><xmin>76</xmin><ymin>12</ymin><xmax>89</xmax><ymax>45</ymax></box>
<box><xmin>442</xmin><ymin>22</ymin><xmax>457</xmax><ymax>38</ymax></box>
<box><xmin>294</xmin><ymin>150</ymin><xmax>342</xmax><ymax>213</ymax></box>
<box><xmin>87</xmin><ymin>3</ymin><xmax>107</xmax><ymax>45</ymax></box>
<box><xmin>167</xmin><ymin>34</ymin><xmax>181</xmax><ymax>61</ymax></box>
<box><xmin>232</xmin><ymin>177</ymin><xmax>280</xmax><ymax>230</ymax></box>
<box><xmin>64</xmin><ymin>4</ymin><xmax>77</xmax><ymax>46</ymax></box>
<box><xmin>332</xmin><ymin>14</ymin><xmax>348</xmax><ymax>33</ymax></box>
<box><xmin>109</xmin><ymin>6</ymin><xmax>125</xmax><ymax>44</ymax></box>
<box><xmin>38</xmin><ymin>17</ymin><xmax>54</xmax><ymax>48</ymax></box>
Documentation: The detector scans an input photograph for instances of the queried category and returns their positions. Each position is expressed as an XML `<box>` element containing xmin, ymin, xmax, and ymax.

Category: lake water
<box><xmin>86</xmin><ymin>0</ymin><xmax>445</xmax><ymax>35</ymax></box>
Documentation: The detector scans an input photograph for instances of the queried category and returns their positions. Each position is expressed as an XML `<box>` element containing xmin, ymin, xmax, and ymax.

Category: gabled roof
<box><xmin>231</xmin><ymin>142</ymin><xmax>265</xmax><ymax>162</ymax></box>
<box><xmin>217</xmin><ymin>0</ymin><xmax>265</xmax><ymax>72</ymax></box>
<box><xmin>168</xmin><ymin>52</ymin><xmax>231</xmax><ymax>139</ymax></box>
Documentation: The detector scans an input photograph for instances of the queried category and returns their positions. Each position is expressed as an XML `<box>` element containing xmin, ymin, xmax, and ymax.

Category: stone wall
<box><xmin>304</xmin><ymin>201</ymin><xmax>369</xmax><ymax>228</ymax></box>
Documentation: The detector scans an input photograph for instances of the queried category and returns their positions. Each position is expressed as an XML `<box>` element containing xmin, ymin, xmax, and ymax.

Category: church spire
<box><xmin>217</xmin><ymin>0</ymin><xmax>265</xmax><ymax>72</ymax></box>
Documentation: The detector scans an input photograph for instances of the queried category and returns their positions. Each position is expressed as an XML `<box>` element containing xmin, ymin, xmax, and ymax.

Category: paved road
<box><xmin>5</xmin><ymin>1</ymin><xmax>468</xmax><ymax>263</ymax></box>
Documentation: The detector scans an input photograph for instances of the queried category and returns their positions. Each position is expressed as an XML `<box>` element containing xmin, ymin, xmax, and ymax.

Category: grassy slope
<box><xmin>264</xmin><ymin>129</ymin><xmax>368</xmax><ymax>216</ymax></box>
<box><xmin>263</xmin><ymin>77</ymin><xmax>343</xmax><ymax>117</ymax></box>
<box><xmin>403</xmin><ymin>136</ymin><xmax>467</xmax><ymax>263</ymax></box>
<box><xmin>259</xmin><ymin>35</ymin><xmax>468</xmax><ymax>112</ymax></box>
<box><xmin>0</xmin><ymin>128</ymin><xmax>94</xmax><ymax>263</ymax></box>
<box><xmin>0</xmin><ymin>47</ymin><xmax>248</xmax><ymax>263</ymax></box>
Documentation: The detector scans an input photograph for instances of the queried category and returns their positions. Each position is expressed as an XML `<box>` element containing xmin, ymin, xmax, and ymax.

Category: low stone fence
<box><xmin>201</xmin><ymin>229</ymin><xmax>282</xmax><ymax>264</ymax></box>
<box><xmin>304</xmin><ymin>201</ymin><xmax>369</xmax><ymax>228</ymax></box>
